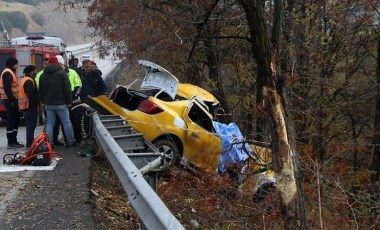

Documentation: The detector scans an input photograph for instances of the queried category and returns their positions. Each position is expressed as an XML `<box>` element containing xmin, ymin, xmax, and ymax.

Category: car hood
<box><xmin>138</xmin><ymin>60</ymin><xmax>179</xmax><ymax>100</ymax></box>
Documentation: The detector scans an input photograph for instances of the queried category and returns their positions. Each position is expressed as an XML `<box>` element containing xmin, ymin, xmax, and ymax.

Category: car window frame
<box><xmin>185</xmin><ymin>99</ymin><xmax>214</xmax><ymax>133</ymax></box>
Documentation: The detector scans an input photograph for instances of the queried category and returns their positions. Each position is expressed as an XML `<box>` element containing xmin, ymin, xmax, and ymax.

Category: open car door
<box><xmin>182</xmin><ymin>99</ymin><xmax>222</xmax><ymax>172</ymax></box>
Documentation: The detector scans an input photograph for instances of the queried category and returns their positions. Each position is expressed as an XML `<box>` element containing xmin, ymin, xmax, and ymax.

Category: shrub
<box><xmin>0</xmin><ymin>12</ymin><xmax>13</xmax><ymax>33</ymax></box>
<box><xmin>4</xmin><ymin>11</ymin><xmax>29</xmax><ymax>32</ymax></box>
<box><xmin>31</xmin><ymin>11</ymin><xmax>45</xmax><ymax>26</ymax></box>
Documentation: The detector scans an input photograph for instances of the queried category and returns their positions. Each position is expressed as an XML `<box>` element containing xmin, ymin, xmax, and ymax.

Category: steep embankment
<box><xmin>0</xmin><ymin>0</ymin><xmax>95</xmax><ymax>45</ymax></box>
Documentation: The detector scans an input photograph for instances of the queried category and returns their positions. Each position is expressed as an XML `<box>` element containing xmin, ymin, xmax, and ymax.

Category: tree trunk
<box><xmin>200</xmin><ymin>24</ymin><xmax>230</xmax><ymax>119</ymax></box>
<box><xmin>371</xmin><ymin>24</ymin><xmax>380</xmax><ymax>186</ymax></box>
<box><xmin>239</xmin><ymin>0</ymin><xmax>308</xmax><ymax>228</ymax></box>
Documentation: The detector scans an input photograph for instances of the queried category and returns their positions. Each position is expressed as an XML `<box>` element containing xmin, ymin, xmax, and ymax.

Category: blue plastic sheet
<box><xmin>212</xmin><ymin>121</ymin><xmax>252</xmax><ymax>173</ymax></box>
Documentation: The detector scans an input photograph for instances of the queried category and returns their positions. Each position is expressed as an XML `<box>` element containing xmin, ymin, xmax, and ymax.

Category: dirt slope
<box><xmin>0</xmin><ymin>0</ymin><xmax>96</xmax><ymax>45</ymax></box>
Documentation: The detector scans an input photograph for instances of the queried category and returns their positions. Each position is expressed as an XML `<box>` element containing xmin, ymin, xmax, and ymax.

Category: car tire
<box><xmin>153</xmin><ymin>138</ymin><xmax>180</xmax><ymax>168</ymax></box>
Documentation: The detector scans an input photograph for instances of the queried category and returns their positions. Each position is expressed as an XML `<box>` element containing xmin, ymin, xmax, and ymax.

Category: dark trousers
<box><xmin>21</xmin><ymin>108</ymin><xmax>37</xmax><ymax>147</ymax></box>
<box><xmin>70</xmin><ymin>105</ymin><xmax>88</xmax><ymax>143</ymax></box>
<box><xmin>3</xmin><ymin>99</ymin><xmax>21</xmax><ymax>144</ymax></box>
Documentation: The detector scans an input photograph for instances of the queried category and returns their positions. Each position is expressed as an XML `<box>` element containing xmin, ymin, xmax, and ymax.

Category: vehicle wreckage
<box><xmin>88</xmin><ymin>60</ymin><xmax>276</xmax><ymax>195</ymax></box>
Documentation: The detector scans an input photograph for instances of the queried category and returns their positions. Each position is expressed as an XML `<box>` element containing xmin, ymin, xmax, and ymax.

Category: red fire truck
<box><xmin>0</xmin><ymin>39</ymin><xmax>61</xmax><ymax>119</ymax></box>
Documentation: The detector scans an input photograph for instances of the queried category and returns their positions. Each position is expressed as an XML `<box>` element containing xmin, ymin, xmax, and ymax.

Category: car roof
<box><xmin>138</xmin><ymin>60</ymin><xmax>179</xmax><ymax>100</ymax></box>
<box><xmin>177</xmin><ymin>83</ymin><xmax>219</xmax><ymax>105</ymax></box>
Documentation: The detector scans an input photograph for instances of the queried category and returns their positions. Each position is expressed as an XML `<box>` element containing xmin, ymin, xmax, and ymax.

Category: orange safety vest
<box><xmin>18</xmin><ymin>76</ymin><xmax>34</xmax><ymax>110</ymax></box>
<box><xmin>0</xmin><ymin>68</ymin><xmax>19</xmax><ymax>100</ymax></box>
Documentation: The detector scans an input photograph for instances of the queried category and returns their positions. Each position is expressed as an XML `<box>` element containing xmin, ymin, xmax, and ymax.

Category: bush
<box><xmin>31</xmin><ymin>11</ymin><xmax>45</xmax><ymax>26</ymax></box>
<box><xmin>0</xmin><ymin>11</ymin><xmax>29</xmax><ymax>32</ymax></box>
<box><xmin>0</xmin><ymin>11</ymin><xmax>12</xmax><ymax>33</ymax></box>
<box><xmin>0</xmin><ymin>13</ymin><xmax>12</xmax><ymax>33</ymax></box>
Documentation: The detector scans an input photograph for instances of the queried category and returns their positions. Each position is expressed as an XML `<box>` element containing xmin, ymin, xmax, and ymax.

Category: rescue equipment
<box><xmin>2</xmin><ymin>132</ymin><xmax>60</xmax><ymax>166</ymax></box>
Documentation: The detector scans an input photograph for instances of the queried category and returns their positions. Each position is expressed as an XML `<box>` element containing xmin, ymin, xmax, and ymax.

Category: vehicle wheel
<box><xmin>153</xmin><ymin>138</ymin><xmax>180</xmax><ymax>168</ymax></box>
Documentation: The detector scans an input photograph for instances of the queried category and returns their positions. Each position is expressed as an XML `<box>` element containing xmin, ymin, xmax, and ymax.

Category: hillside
<box><xmin>0</xmin><ymin>0</ymin><xmax>96</xmax><ymax>45</ymax></box>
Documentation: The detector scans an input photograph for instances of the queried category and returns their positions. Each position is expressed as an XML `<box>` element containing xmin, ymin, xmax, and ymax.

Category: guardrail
<box><xmin>66</xmin><ymin>43</ymin><xmax>96</xmax><ymax>56</ymax></box>
<box><xmin>91</xmin><ymin>113</ymin><xmax>184</xmax><ymax>230</ymax></box>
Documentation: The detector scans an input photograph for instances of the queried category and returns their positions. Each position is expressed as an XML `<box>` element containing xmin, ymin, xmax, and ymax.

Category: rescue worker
<box><xmin>90</xmin><ymin>61</ymin><xmax>102</xmax><ymax>78</ymax></box>
<box><xmin>36</xmin><ymin>57</ymin><xmax>66</xmax><ymax>147</ymax></box>
<box><xmin>73</xmin><ymin>58</ymin><xmax>79</xmax><ymax>72</ymax></box>
<box><xmin>57</xmin><ymin>55</ymin><xmax>82</xmax><ymax>104</ymax></box>
<box><xmin>0</xmin><ymin>57</ymin><xmax>24</xmax><ymax>148</ymax></box>
<box><xmin>56</xmin><ymin>55</ymin><xmax>84</xmax><ymax>144</ymax></box>
<box><xmin>78</xmin><ymin>59</ymin><xmax>106</xmax><ymax>98</ymax></box>
<box><xmin>35</xmin><ymin>57</ymin><xmax>49</xmax><ymax>125</ymax></box>
<box><xmin>19</xmin><ymin>65</ymin><xmax>39</xmax><ymax>148</ymax></box>
<box><xmin>35</xmin><ymin>57</ymin><xmax>49</xmax><ymax>89</ymax></box>
<box><xmin>39</xmin><ymin>56</ymin><xmax>78</xmax><ymax>148</ymax></box>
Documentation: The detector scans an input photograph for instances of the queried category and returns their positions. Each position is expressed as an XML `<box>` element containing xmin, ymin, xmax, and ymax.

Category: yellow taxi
<box><xmin>91</xmin><ymin>60</ymin><xmax>275</xmax><ymax>195</ymax></box>
<box><xmin>92</xmin><ymin>60</ymin><xmax>223</xmax><ymax>172</ymax></box>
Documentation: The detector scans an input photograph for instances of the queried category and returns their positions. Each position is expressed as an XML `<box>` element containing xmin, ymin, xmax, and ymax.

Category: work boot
<box><xmin>53</xmin><ymin>141</ymin><xmax>65</xmax><ymax>147</ymax></box>
<box><xmin>7</xmin><ymin>142</ymin><xmax>25</xmax><ymax>149</ymax></box>
<box><xmin>65</xmin><ymin>142</ymin><xmax>80</xmax><ymax>148</ymax></box>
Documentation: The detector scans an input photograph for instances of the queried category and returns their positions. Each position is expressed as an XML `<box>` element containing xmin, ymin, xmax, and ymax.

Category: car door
<box><xmin>182</xmin><ymin>99</ymin><xmax>222</xmax><ymax>172</ymax></box>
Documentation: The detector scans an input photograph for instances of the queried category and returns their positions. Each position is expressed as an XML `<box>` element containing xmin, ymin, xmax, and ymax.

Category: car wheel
<box><xmin>153</xmin><ymin>138</ymin><xmax>180</xmax><ymax>168</ymax></box>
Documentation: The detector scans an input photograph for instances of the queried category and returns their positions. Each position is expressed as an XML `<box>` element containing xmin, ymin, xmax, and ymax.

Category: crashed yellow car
<box><xmin>93</xmin><ymin>60</ymin><xmax>222</xmax><ymax>171</ymax></box>
<box><xmin>92</xmin><ymin>60</ymin><xmax>272</xmax><ymax>182</ymax></box>
<box><xmin>177</xmin><ymin>83</ymin><xmax>220</xmax><ymax>118</ymax></box>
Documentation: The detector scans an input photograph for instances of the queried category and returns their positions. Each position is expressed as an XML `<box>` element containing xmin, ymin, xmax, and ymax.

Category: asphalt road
<box><xmin>0</xmin><ymin>48</ymin><xmax>118</xmax><ymax>229</ymax></box>
<box><xmin>0</xmin><ymin>120</ymin><xmax>97</xmax><ymax>229</ymax></box>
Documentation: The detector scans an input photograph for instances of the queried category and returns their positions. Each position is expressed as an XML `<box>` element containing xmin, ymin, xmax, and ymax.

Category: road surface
<box><xmin>0</xmin><ymin>47</ymin><xmax>119</xmax><ymax>229</ymax></box>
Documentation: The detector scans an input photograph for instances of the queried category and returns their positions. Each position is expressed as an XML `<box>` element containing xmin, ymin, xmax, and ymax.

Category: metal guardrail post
<box><xmin>92</xmin><ymin>113</ymin><xmax>184</xmax><ymax>230</ymax></box>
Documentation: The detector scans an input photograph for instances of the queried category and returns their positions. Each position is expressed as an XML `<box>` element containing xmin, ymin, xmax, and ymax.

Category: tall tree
<box><xmin>371</xmin><ymin>18</ymin><xmax>380</xmax><ymax>185</ymax></box>
<box><xmin>238</xmin><ymin>0</ymin><xmax>307</xmax><ymax>228</ymax></box>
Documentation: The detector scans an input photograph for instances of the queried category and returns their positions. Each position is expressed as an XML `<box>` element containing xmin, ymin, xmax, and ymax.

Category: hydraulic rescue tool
<box><xmin>3</xmin><ymin>132</ymin><xmax>60</xmax><ymax>166</ymax></box>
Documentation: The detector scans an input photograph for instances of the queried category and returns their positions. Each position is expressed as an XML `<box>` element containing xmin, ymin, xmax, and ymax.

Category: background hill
<box><xmin>0</xmin><ymin>0</ymin><xmax>95</xmax><ymax>45</ymax></box>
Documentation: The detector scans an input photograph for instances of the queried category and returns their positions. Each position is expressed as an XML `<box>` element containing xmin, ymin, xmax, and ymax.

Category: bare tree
<box><xmin>371</xmin><ymin>14</ymin><xmax>380</xmax><ymax>192</ymax></box>
<box><xmin>239</xmin><ymin>0</ymin><xmax>307</xmax><ymax>228</ymax></box>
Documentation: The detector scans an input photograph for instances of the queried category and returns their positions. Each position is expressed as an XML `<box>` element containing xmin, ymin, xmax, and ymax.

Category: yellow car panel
<box><xmin>177</xmin><ymin>84</ymin><xmax>218</xmax><ymax>105</ymax></box>
<box><xmin>91</xmin><ymin>95</ymin><xmax>129</xmax><ymax>118</ymax></box>
<box><xmin>91</xmin><ymin>94</ymin><xmax>222</xmax><ymax>172</ymax></box>
<box><xmin>249</xmin><ymin>144</ymin><xmax>272</xmax><ymax>172</ymax></box>
<box><xmin>122</xmin><ymin>98</ymin><xmax>188</xmax><ymax>141</ymax></box>
<box><xmin>182</xmin><ymin>100</ymin><xmax>222</xmax><ymax>171</ymax></box>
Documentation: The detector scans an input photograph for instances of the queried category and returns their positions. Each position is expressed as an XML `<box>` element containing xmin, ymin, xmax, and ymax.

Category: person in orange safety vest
<box><xmin>19</xmin><ymin>65</ymin><xmax>40</xmax><ymax>148</ymax></box>
<box><xmin>0</xmin><ymin>57</ymin><xmax>23</xmax><ymax>148</ymax></box>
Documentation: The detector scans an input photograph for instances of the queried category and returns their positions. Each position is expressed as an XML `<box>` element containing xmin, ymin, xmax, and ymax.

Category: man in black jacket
<box><xmin>0</xmin><ymin>57</ymin><xmax>23</xmax><ymax>148</ymax></box>
<box><xmin>78</xmin><ymin>59</ymin><xmax>106</xmax><ymax>99</ymax></box>
<box><xmin>40</xmin><ymin>56</ymin><xmax>78</xmax><ymax>148</ymax></box>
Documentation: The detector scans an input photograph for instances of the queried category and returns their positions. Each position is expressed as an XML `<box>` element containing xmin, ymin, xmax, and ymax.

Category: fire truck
<box><xmin>0</xmin><ymin>38</ymin><xmax>62</xmax><ymax>119</ymax></box>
